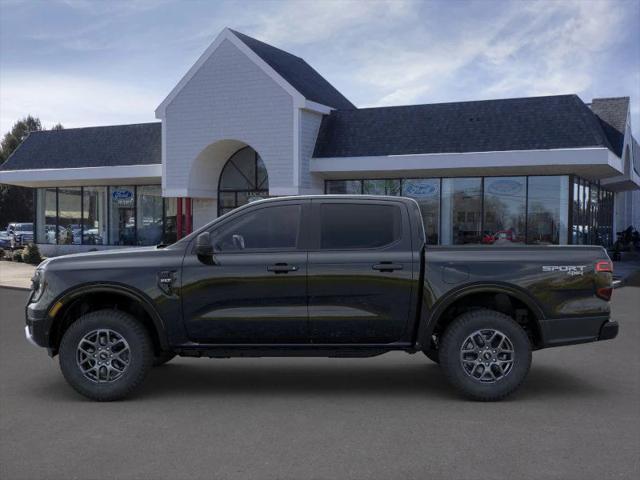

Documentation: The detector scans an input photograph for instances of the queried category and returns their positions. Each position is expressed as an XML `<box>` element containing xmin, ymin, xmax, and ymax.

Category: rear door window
<box><xmin>319</xmin><ymin>203</ymin><xmax>402</xmax><ymax>250</ymax></box>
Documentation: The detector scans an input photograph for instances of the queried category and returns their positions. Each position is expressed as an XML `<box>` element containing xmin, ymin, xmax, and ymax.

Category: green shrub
<box><xmin>22</xmin><ymin>243</ymin><xmax>43</xmax><ymax>265</ymax></box>
<box><xmin>14</xmin><ymin>251</ymin><xmax>24</xmax><ymax>262</ymax></box>
<box><xmin>0</xmin><ymin>248</ymin><xmax>4</xmax><ymax>260</ymax></box>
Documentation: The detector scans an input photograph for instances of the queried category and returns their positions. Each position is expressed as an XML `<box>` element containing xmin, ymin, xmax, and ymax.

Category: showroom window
<box><xmin>35</xmin><ymin>188</ymin><xmax>57</xmax><ymax>244</ymax></box>
<box><xmin>441</xmin><ymin>178</ymin><xmax>482</xmax><ymax>245</ymax></box>
<box><xmin>325</xmin><ymin>180</ymin><xmax>362</xmax><ymax>194</ymax></box>
<box><xmin>57</xmin><ymin>188</ymin><xmax>82</xmax><ymax>245</ymax></box>
<box><xmin>34</xmin><ymin>186</ymin><xmax>178</xmax><ymax>247</ymax></box>
<box><xmin>137</xmin><ymin>186</ymin><xmax>164</xmax><ymax>246</ymax></box>
<box><xmin>109</xmin><ymin>186</ymin><xmax>136</xmax><ymax>245</ymax></box>
<box><xmin>82</xmin><ymin>187</ymin><xmax>107</xmax><ymax>245</ymax></box>
<box><xmin>325</xmin><ymin>174</ymin><xmax>609</xmax><ymax>247</ymax></box>
<box><xmin>483</xmin><ymin>177</ymin><xmax>526</xmax><ymax>245</ymax></box>
<box><xmin>402</xmin><ymin>179</ymin><xmax>440</xmax><ymax>245</ymax></box>
<box><xmin>526</xmin><ymin>176</ymin><xmax>569</xmax><ymax>245</ymax></box>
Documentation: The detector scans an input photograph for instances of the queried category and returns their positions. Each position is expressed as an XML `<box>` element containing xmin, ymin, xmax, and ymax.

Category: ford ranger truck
<box><xmin>25</xmin><ymin>195</ymin><xmax>618</xmax><ymax>401</ymax></box>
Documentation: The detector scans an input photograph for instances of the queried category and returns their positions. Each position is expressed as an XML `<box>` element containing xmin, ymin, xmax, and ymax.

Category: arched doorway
<box><xmin>217</xmin><ymin>146</ymin><xmax>269</xmax><ymax>215</ymax></box>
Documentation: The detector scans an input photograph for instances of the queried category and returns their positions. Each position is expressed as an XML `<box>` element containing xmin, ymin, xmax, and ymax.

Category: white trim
<box><xmin>303</xmin><ymin>100</ymin><xmax>333</xmax><ymax>114</ymax></box>
<box><xmin>0</xmin><ymin>164</ymin><xmax>161</xmax><ymax>188</ymax></box>
<box><xmin>161</xmin><ymin>121</ymin><xmax>167</xmax><ymax>191</ymax></box>
<box><xmin>155</xmin><ymin>28</ymin><xmax>305</xmax><ymax>118</ymax></box>
<box><xmin>311</xmin><ymin>147</ymin><xmax>625</xmax><ymax>179</ymax></box>
<box><xmin>293</xmin><ymin>108</ymin><xmax>300</xmax><ymax>187</ymax></box>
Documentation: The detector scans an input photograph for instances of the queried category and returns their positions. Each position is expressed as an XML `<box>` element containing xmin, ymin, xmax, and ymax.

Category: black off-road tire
<box><xmin>59</xmin><ymin>309</ymin><xmax>154</xmax><ymax>401</ymax></box>
<box><xmin>439</xmin><ymin>309</ymin><xmax>531</xmax><ymax>401</ymax></box>
<box><xmin>152</xmin><ymin>352</ymin><xmax>176</xmax><ymax>367</ymax></box>
<box><xmin>422</xmin><ymin>348</ymin><xmax>440</xmax><ymax>364</ymax></box>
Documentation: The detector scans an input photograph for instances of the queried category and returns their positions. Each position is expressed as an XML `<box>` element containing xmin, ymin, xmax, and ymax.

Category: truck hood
<box><xmin>40</xmin><ymin>246</ymin><xmax>167</xmax><ymax>270</ymax></box>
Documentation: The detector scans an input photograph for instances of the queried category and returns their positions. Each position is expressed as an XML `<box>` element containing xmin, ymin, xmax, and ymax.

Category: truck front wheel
<box><xmin>439</xmin><ymin>309</ymin><xmax>531</xmax><ymax>401</ymax></box>
<box><xmin>58</xmin><ymin>309</ymin><xmax>154</xmax><ymax>401</ymax></box>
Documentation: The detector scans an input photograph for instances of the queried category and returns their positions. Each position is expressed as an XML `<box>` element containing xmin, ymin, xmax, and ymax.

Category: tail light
<box><xmin>595</xmin><ymin>260</ymin><xmax>613</xmax><ymax>301</ymax></box>
<box><xmin>595</xmin><ymin>260</ymin><xmax>613</xmax><ymax>273</ymax></box>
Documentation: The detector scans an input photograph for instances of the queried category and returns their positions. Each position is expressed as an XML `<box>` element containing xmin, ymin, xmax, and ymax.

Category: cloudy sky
<box><xmin>1</xmin><ymin>0</ymin><xmax>639</xmax><ymax>136</ymax></box>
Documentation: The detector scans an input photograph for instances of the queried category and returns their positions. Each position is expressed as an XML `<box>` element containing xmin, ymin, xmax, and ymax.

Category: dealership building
<box><xmin>1</xmin><ymin>28</ymin><xmax>638</xmax><ymax>256</ymax></box>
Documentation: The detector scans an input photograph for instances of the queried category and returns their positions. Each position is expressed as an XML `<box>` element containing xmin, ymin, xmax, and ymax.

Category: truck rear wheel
<box><xmin>439</xmin><ymin>309</ymin><xmax>531</xmax><ymax>401</ymax></box>
<box><xmin>58</xmin><ymin>309</ymin><xmax>154</xmax><ymax>401</ymax></box>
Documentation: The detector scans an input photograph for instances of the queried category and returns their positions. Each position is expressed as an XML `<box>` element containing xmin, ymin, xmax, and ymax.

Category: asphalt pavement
<box><xmin>1</xmin><ymin>282</ymin><xmax>639</xmax><ymax>480</ymax></box>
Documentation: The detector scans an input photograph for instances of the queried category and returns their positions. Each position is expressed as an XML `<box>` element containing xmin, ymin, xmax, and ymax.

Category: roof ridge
<box><xmin>28</xmin><ymin>122</ymin><xmax>160</xmax><ymax>134</ymax></box>
<box><xmin>228</xmin><ymin>29</ymin><xmax>304</xmax><ymax>61</ymax></box>
<box><xmin>350</xmin><ymin>94</ymin><xmax>580</xmax><ymax>112</ymax></box>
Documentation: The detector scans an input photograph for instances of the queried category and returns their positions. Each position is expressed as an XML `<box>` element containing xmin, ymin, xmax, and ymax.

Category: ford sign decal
<box><xmin>404</xmin><ymin>181</ymin><xmax>439</xmax><ymax>197</ymax></box>
<box><xmin>112</xmin><ymin>190</ymin><xmax>133</xmax><ymax>200</ymax></box>
<box><xmin>488</xmin><ymin>179</ymin><xmax>523</xmax><ymax>195</ymax></box>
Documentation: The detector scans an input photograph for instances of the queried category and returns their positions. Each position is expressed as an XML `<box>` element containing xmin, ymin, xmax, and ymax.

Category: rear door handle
<box><xmin>372</xmin><ymin>262</ymin><xmax>403</xmax><ymax>272</ymax></box>
<box><xmin>267</xmin><ymin>263</ymin><xmax>299</xmax><ymax>274</ymax></box>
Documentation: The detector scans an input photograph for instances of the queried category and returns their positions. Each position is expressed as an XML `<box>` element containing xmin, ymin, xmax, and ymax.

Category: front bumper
<box><xmin>541</xmin><ymin>316</ymin><xmax>619</xmax><ymax>347</ymax></box>
<box><xmin>25</xmin><ymin>304</ymin><xmax>54</xmax><ymax>349</ymax></box>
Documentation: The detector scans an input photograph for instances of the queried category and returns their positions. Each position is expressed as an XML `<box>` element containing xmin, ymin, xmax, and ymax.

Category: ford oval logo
<box><xmin>488</xmin><ymin>179</ymin><xmax>523</xmax><ymax>195</ymax></box>
<box><xmin>112</xmin><ymin>189</ymin><xmax>133</xmax><ymax>200</ymax></box>
<box><xmin>404</xmin><ymin>181</ymin><xmax>439</xmax><ymax>197</ymax></box>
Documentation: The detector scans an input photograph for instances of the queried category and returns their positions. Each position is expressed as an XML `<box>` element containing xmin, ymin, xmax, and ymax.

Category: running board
<box><xmin>174</xmin><ymin>343</ymin><xmax>414</xmax><ymax>359</ymax></box>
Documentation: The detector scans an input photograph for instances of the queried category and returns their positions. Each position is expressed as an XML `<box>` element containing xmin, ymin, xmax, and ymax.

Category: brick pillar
<box><xmin>185</xmin><ymin>198</ymin><xmax>192</xmax><ymax>235</ymax></box>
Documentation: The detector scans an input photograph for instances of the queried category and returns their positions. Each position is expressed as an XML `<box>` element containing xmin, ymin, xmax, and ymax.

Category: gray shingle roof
<box><xmin>230</xmin><ymin>29</ymin><xmax>355</xmax><ymax>110</ymax></box>
<box><xmin>589</xmin><ymin>97</ymin><xmax>629</xmax><ymax>157</ymax></box>
<box><xmin>313</xmin><ymin>95</ymin><xmax>616</xmax><ymax>158</ymax></box>
<box><xmin>0</xmin><ymin>122</ymin><xmax>161</xmax><ymax>171</ymax></box>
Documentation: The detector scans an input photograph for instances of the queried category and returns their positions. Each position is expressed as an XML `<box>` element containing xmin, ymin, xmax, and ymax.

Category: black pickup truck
<box><xmin>25</xmin><ymin>195</ymin><xmax>618</xmax><ymax>401</ymax></box>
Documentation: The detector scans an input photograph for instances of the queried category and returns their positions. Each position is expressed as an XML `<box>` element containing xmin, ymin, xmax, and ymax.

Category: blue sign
<box><xmin>403</xmin><ymin>181</ymin><xmax>439</xmax><ymax>198</ymax></box>
<box><xmin>488</xmin><ymin>179</ymin><xmax>523</xmax><ymax>195</ymax></box>
<box><xmin>112</xmin><ymin>189</ymin><xmax>133</xmax><ymax>200</ymax></box>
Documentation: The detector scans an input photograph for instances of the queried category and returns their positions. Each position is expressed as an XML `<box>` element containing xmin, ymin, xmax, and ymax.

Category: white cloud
<box><xmin>250</xmin><ymin>0</ymin><xmax>412</xmax><ymax>45</ymax></box>
<box><xmin>0</xmin><ymin>72</ymin><xmax>158</xmax><ymax>133</ymax></box>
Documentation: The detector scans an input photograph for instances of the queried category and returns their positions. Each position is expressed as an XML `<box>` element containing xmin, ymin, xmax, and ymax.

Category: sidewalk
<box><xmin>0</xmin><ymin>262</ymin><xmax>35</xmax><ymax>290</ymax></box>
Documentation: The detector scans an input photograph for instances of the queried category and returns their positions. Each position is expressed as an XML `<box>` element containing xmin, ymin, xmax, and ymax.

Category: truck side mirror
<box><xmin>195</xmin><ymin>232</ymin><xmax>216</xmax><ymax>264</ymax></box>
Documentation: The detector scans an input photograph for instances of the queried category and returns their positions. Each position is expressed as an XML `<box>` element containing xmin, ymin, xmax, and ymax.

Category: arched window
<box><xmin>218</xmin><ymin>146</ymin><xmax>269</xmax><ymax>215</ymax></box>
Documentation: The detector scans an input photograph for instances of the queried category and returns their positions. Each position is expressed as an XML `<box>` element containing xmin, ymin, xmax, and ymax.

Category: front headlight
<box><xmin>30</xmin><ymin>269</ymin><xmax>45</xmax><ymax>302</ymax></box>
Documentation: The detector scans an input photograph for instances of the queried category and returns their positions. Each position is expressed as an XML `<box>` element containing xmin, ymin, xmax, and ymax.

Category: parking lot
<box><xmin>1</xmin><ymin>280</ymin><xmax>639</xmax><ymax>480</ymax></box>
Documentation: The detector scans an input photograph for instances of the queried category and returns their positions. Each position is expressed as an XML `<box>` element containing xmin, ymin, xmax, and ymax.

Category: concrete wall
<box><xmin>163</xmin><ymin>39</ymin><xmax>294</xmax><ymax>198</ymax></box>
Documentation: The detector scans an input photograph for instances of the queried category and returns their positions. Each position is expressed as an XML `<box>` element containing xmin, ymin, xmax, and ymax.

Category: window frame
<box><xmin>309</xmin><ymin>198</ymin><xmax>409</xmax><ymax>252</ymax></box>
<box><xmin>202</xmin><ymin>199</ymin><xmax>309</xmax><ymax>254</ymax></box>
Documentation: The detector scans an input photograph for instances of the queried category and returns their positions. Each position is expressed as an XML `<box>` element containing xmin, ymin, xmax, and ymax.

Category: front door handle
<box><xmin>372</xmin><ymin>262</ymin><xmax>403</xmax><ymax>272</ymax></box>
<box><xmin>267</xmin><ymin>263</ymin><xmax>299</xmax><ymax>274</ymax></box>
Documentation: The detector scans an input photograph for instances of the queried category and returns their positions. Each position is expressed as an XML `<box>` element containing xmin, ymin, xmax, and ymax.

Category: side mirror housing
<box><xmin>195</xmin><ymin>232</ymin><xmax>214</xmax><ymax>258</ymax></box>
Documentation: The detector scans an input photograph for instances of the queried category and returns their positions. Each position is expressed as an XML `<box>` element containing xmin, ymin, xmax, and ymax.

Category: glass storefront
<box><xmin>57</xmin><ymin>188</ymin><xmax>82</xmax><ymax>245</ymax></box>
<box><xmin>572</xmin><ymin>176</ymin><xmax>614</xmax><ymax>246</ymax></box>
<box><xmin>35</xmin><ymin>188</ymin><xmax>58</xmax><ymax>244</ymax></box>
<box><xmin>82</xmin><ymin>187</ymin><xmax>107</xmax><ymax>245</ymax></box>
<box><xmin>483</xmin><ymin>177</ymin><xmax>526</xmax><ymax>245</ymax></box>
<box><xmin>35</xmin><ymin>186</ymin><xmax>175</xmax><ymax>246</ymax></box>
<box><xmin>441</xmin><ymin>178</ymin><xmax>482</xmax><ymax>245</ymax></box>
<box><xmin>403</xmin><ymin>179</ymin><xmax>440</xmax><ymax>245</ymax></box>
<box><xmin>526</xmin><ymin>176</ymin><xmax>569</xmax><ymax>245</ymax></box>
<box><xmin>325</xmin><ymin>175</ymin><xmax>612</xmax><ymax>246</ymax></box>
